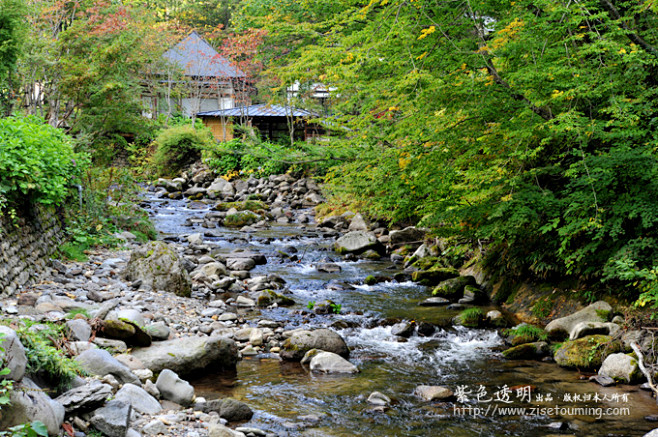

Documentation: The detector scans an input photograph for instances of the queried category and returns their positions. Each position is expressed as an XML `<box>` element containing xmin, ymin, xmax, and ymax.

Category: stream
<box><xmin>145</xmin><ymin>194</ymin><xmax>658</xmax><ymax>437</ymax></box>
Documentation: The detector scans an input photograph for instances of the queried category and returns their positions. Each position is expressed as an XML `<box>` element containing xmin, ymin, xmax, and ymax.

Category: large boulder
<box><xmin>129</xmin><ymin>335</ymin><xmax>238</xmax><ymax>376</ymax></box>
<box><xmin>281</xmin><ymin>329</ymin><xmax>349</xmax><ymax>361</ymax></box>
<box><xmin>75</xmin><ymin>349</ymin><xmax>140</xmax><ymax>385</ymax></box>
<box><xmin>553</xmin><ymin>335</ymin><xmax>618</xmax><ymax>370</ymax></box>
<box><xmin>203</xmin><ymin>398</ymin><xmax>254</xmax><ymax>422</ymax></box>
<box><xmin>55</xmin><ymin>379</ymin><xmax>113</xmax><ymax>414</ymax></box>
<box><xmin>115</xmin><ymin>383</ymin><xmax>162</xmax><ymax>414</ymax></box>
<box><xmin>122</xmin><ymin>241</ymin><xmax>192</xmax><ymax>297</ymax></box>
<box><xmin>502</xmin><ymin>342</ymin><xmax>550</xmax><ymax>360</ymax></box>
<box><xmin>90</xmin><ymin>400</ymin><xmax>132</xmax><ymax>437</ymax></box>
<box><xmin>156</xmin><ymin>369</ymin><xmax>194</xmax><ymax>406</ymax></box>
<box><xmin>208</xmin><ymin>178</ymin><xmax>235</xmax><ymax>198</ymax></box>
<box><xmin>545</xmin><ymin>301</ymin><xmax>612</xmax><ymax>340</ymax></box>
<box><xmin>411</xmin><ymin>268</ymin><xmax>460</xmax><ymax>286</ymax></box>
<box><xmin>389</xmin><ymin>226</ymin><xmax>426</xmax><ymax>246</ymax></box>
<box><xmin>598</xmin><ymin>353</ymin><xmax>643</xmax><ymax>383</ymax></box>
<box><xmin>0</xmin><ymin>326</ymin><xmax>27</xmax><ymax>381</ymax></box>
<box><xmin>334</xmin><ymin>231</ymin><xmax>381</xmax><ymax>255</ymax></box>
<box><xmin>302</xmin><ymin>350</ymin><xmax>359</xmax><ymax>374</ymax></box>
<box><xmin>0</xmin><ymin>378</ymin><xmax>65</xmax><ymax>435</ymax></box>
<box><xmin>431</xmin><ymin>276</ymin><xmax>477</xmax><ymax>301</ymax></box>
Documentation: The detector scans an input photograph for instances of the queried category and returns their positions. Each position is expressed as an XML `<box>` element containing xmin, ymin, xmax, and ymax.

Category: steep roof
<box><xmin>162</xmin><ymin>31</ymin><xmax>244</xmax><ymax>79</ymax></box>
<box><xmin>197</xmin><ymin>103</ymin><xmax>317</xmax><ymax>118</ymax></box>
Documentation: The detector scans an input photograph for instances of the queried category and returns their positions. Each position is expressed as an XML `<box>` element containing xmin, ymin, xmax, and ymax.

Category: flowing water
<box><xmin>146</xmin><ymin>196</ymin><xmax>658</xmax><ymax>436</ymax></box>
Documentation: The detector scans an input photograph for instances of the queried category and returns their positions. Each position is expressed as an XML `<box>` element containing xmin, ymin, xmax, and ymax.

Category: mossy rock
<box><xmin>554</xmin><ymin>335</ymin><xmax>620</xmax><ymax>370</ymax></box>
<box><xmin>456</xmin><ymin>308</ymin><xmax>484</xmax><ymax>328</ymax></box>
<box><xmin>411</xmin><ymin>268</ymin><xmax>460</xmax><ymax>286</ymax></box>
<box><xmin>502</xmin><ymin>342</ymin><xmax>549</xmax><ymax>360</ymax></box>
<box><xmin>432</xmin><ymin>276</ymin><xmax>476</xmax><ymax>301</ymax></box>
<box><xmin>215</xmin><ymin>200</ymin><xmax>269</xmax><ymax>212</ymax></box>
<box><xmin>412</xmin><ymin>257</ymin><xmax>443</xmax><ymax>271</ymax></box>
<box><xmin>224</xmin><ymin>211</ymin><xmax>260</xmax><ymax>228</ymax></box>
<box><xmin>364</xmin><ymin>275</ymin><xmax>377</xmax><ymax>286</ymax></box>
<box><xmin>102</xmin><ymin>319</ymin><xmax>136</xmax><ymax>339</ymax></box>
<box><xmin>256</xmin><ymin>290</ymin><xmax>295</xmax><ymax>307</ymax></box>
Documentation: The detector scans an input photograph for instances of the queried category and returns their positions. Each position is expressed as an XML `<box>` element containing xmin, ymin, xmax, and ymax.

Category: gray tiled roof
<box><xmin>197</xmin><ymin>103</ymin><xmax>317</xmax><ymax>118</ymax></box>
<box><xmin>163</xmin><ymin>31</ymin><xmax>244</xmax><ymax>78</ymax></box>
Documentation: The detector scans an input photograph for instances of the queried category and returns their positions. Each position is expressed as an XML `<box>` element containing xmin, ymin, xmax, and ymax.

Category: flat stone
<box><xmin>419</xmin><ymin>297</ymin><xmax>450</xmax><ymax>307</ymax></box>
<box><xmin>115</xmin><ymin>383</ymin><xmax>162</xmax><ymax>415</ymax></box>
<box><xmin>75</xmin><ymin>349</ymin><xmax>140</xmax><ymax>385</ymax></box>
<box><xmin>90</xmin><ymin>400</ymin><xmax>132</xmax><ymax>437</ymax></box>
<box><xmin>55</xmin><ymin>379</ymin><xmax>113</xmax><ymax>413</ymax></box>
<box><xmin>414</xmin><ymin>385</ymin><xmax>454</xmax><ymax>401</ymax></box>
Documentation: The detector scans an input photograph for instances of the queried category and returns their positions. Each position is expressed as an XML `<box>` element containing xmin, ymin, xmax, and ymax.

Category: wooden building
<box><xmin>197</xmin><ymin>103</ymin><xmax>325</xmax><ymax>143</ymax></box>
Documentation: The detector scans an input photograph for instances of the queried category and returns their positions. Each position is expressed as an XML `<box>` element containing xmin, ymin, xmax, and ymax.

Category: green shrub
<box><xmin>504</xmin><ymin>324</ymin><xmax>548</xmax><ymax>344</ymax></box>
<box><xmin>152</xmin><ymin>125</ymin><xmax>212</xmax><ymax>176</ymax></box>
<box><xmin>0</xmin><ymin>116</ymin><xmax>83</xmax><ymax>210</ymax></box>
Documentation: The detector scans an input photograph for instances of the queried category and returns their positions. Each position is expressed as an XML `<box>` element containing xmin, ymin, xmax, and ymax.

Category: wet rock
<box><xmin>90</xmin><ymin>400</ymin><xmax>132</xmax><ymax>437</ymax></box>
<box><xmin>334</xmin><ymin>231</ymin><xmax>382</xmax><ymax>255</ymax></box>
<box><xmin>545</xmin><ymin>301</ymin><xmax>612</xmax><ymax>340</ymax></box>
<box><xmin>317</xmin><ymin>263</ymin><xmax>342</xmax><ymax>273</ymax></box>
<box><xmin>391</xmin><ymin>322</ymin><xmax>415</xmax><ymax>338</ymax></box>
<box><xmin>0</xmin><ymin>326</ymin><xmax>27</xmax><ymax>381</ymax></box>
<box><xmin>502</xmin><ymin>342</ymin><xmax>549</xmax><ymax>360</ymax></box>
<box><xmin>122</xmin><ymin>241</ymin><xmax>192</xmax><ymax>297</ymax></box>
<box><xmin>115</xmin><ymin>383</ymin><xmax>162</xmax><ymax>415</ymax></box>
<box><xmin>553</xmin><ymin>335</ymin><xmax>618</xmax><ymax>370</ymax></box>
<box><xmin>598</xmin><ymin>353</ymin><xmax>643</xmax><ymax>383</ymax></box>
<box><xmin>256</xmin><ymin>290</ymin><xmax>295</xmax><ymax>307</ymax></box>
<box><xmin>411</xmin><ymin>268</ymin><xmax>460</xmax><ymax>286</ymax></box>
<box><xmin>203</xmin><ymin>398</ymin><xmax>254</xmax><ymax>422</ymax></box>
<box><xmin>301</xmin><ymin>349</ymin><xmax>359</xmax><ymax>374</ymax></box>
<box><xmin>414</xmin><ymin>385</ymin><xmax>454</xmax><ymax>401</ymax></box>
<box><xmin>281</xmin><ymin>329</ymin><xmax>349</xmax><ymax>361</ymax></box>
<box><xmin>236</xmin><ymin>296</ymin><xmax>256</xmax><ymax>307</ymax></box>
<box><xmin>431</xmin><ymin>276</ymin><xmax>476</xmax><ymax>301</ymax></box>
<box><xmin>419</xmin><ymin>297</ymin><xmax>450</xmax><ymax>307</ymax></box>
<box><xmin>367</xmin><ymin>391</ymin><xmax>391</xmax><ymax>406</ymax></box>
<box><xmin>0</xmin><ymin>377</ymin><xmax>65</xmax><ymax>435</ymax></box>
<box><xmin>192</xmin><ymin>262</ymin><xmax>228</xmax><ymax>283</ymax></box>
<box><xmin>156</xmin><ymin>369</ymin><xmax>194</xmax><ymax>406</ymax></box>
<box><xmin>75</xmin><ymin>349</ymin><xmax>140</xmax><ymax>385</ymax></box>
<box><xmin>225</xmin><ymin>211</ymin><xmax>260</xmax><ymax>228</ymax></box>
<box><xmin>589</xmin><ymin>375</ymin><xmax>616</xmax><ymax>387</ymax></box>
<box><xmin>55</xmin><ymin>379</ymin><xmax>113</xmax><ymax>414</ymax></box>
<box><xmin>129</xmin><ymin>335</ymin><xmax>239</xmax><ymax>376</ymax></box>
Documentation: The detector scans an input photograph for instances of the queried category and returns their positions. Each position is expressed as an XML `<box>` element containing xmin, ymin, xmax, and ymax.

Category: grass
<box><xmin>458</xmin><ymin>308</ymin><xmax>484</xmax><ymax>328</ymax></box>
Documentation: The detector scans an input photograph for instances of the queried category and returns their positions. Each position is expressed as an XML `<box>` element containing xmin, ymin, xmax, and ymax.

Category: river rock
<box><xmin>129</xmin><ymin>335</ymin><xmax>238</xmax><ymax>376</ymax></box>
<box><xmin>431</xmin><ymin>276</ymin><xmax>476</xmax><ymax>301</ymax></box>
<box><xmin>208</xmin><ymin>423</ymin><xmax>246</xmax><ymax>437</ymax></box>
<box><xmin>419</xmin><ymin>297</ymin><xmax>450</xmax><ymax>306</ymax></box>
<box><xmin>90</xmin><ymin>400</ymin><xmax>132</xmax><ymax>437</ymax></box>
<box><xmin>0</xmin><ymin>326</ymin><xmax>27</xmax><ymax>381</ymax></box>
<box><xmin>553</xmin><ymin>335</ymin><xmax>618</xmax><ymax>370</ymax></box>
<box><xmin>348</xmin><ymin>213</ymin><xmax>369</xmax><ymax>231</ymax></box>
<box><xmin>414</xmin><ymin>385</ymin><xmax>454</xmax><ymax>401</ymax></box>
<box><xmin>281</xmin><ymin>329</ymin><xmax>349</xmax><ymax>361</ymax></box>
<box><xmin>0</xmin><ymin>377</ymin><xmax>65</xmax><ymax>435</ymax></box>
<box><xmin>146</xmin><ymin>321</ymin><xmax>170</xmax><ymax>341</ymax></box>
<box><xmin>644</xmin><ymin>429</ymin><xmax>658</xmax><ymax>437</ymax></box>
<box><xmin>143</xmin><ymin>420</ymin><xmax>168</xmax><ymax>436</ymax></box>
<box><xmin>317</xmin><ymin>263</ymin><xmax>342</xmax><ymax>273</ymax></box>
<box><xmin>226</xmin><ymin>257</ymin><xmax>256</xmax><ymax>271</ymax></box>
<box><xmin>66</xmin><ymin>319</ymin><xmax>92</xmax><ymax>342</ymax></box>
<box><xmin>225</xmin><ymin>211</ymin><xmax>260</xmax><ymax>227</ymax></box>
<box><xmin>569</xmin><ymin>321</ymin><xmax>621</xmax><ymax>341</ymax></box>
<box><xmin>411</xmin><ymin>268</ymin><xmax>460</xmax><ymax>286</ymax></box>
<box><xmin>55</xmin><ymin>379</ymin><xmax>113</xmax><ymax>413</ymax></box>
<box><xmin>598</xmin><ymin>353</ymin><xmax>643</xmax><ymax>383</ymax></box>
<box><xmin>302</xmin><ymin>350</ymin><xmax>359</xmax><ymax>374</ymax></box>
<box><xmin>367</xmin><ymin>391</ymin><xmax>391</xmax><ymax>406</ymax></box>
<box><xmin>389</xmin><ymin>227</ymin><xmax>425</xmax><ymax>246</ymax></box>
<box><xmin>122</xmin><ymin>241</ymin><xmax>192</xmax><ymax>297</ymax></box>
<box><xmin>334</xmin><ymin>231</ymin><xmax>381</xmax><ymax>255</ymax></box>
<box><xmin>115</xmin><ymin>383</ymin><xmax>162</xmax><ymax>414</ymax></box>
<box><xmin>391</xmin><ymin>322</ymin><xmax>415</xmax><ymax>338</ymax></box>
<box><xmin>75</xmin><ymin>349</ymin><xmax>140</xmax><ymax>385</ymax></box>
<box><xmin>502</xmin><ymin>342</ymin><xmax>549</xmax><ymax>360</ymax></box>
<box><xmin>208</xmin><ymin>178</ymin><xmax>235</xmax><ymax>198</ymax></box>
<box><xmin>192</xmin><ymin>262</ymin><xmax>228</xmax><ymax>283</ymax></box>
<box><xmin>156</xmin><ymin>369</ymin><xmax>194</xmax><ymax>406</ymax></box>
<box><xmin>203</xmin><ymin>398</ymin><xmax>254</xmax><ymax>422</ymax></box>
<box><xmin>545</xmin><ymin>301</ymin><xmax>612</xmax><ymax>340</ymax></box>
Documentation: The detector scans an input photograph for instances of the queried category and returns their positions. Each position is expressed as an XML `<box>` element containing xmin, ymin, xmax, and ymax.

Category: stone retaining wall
<box><xmin>0</xmin><ymin>207</ymin><xmax>64</xmax><ymax>296</ymax></box>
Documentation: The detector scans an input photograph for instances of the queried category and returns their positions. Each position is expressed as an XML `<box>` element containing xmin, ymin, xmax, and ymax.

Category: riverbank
<box><xmin>1</xmin><ymin>169</ymin><xmax>658</xmax><ymax>437</ymax></box>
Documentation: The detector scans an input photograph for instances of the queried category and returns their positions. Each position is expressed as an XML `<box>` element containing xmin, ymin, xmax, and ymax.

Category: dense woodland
<box><xmin>2</xmin><ymin>0</ymin><xmax>658</xmax><ymax>309</ymax></box>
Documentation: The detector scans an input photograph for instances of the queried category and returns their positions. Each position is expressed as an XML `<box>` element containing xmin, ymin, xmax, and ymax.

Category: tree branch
<box><xmin>599</xmin><ymin>0</ymin><xmax>658</xmax><ymax>57</ymax></box>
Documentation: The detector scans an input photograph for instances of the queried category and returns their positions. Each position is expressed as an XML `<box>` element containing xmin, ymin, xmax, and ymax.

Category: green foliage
<box><xmin>307</xmin><ymin>301</ymin><xmax>315</xmax><ymax>310</ymax></box>
<box><xmin>0</xmin><ymin>116</ymin><xmax>83</xmax><ymax>211</ymax></box>
<box><xmin>329</xmin><ymin>302</ymin><xmax>341</xmax><ymax>314</ymax></box>
<box><xmin>13</xmin><ymin>322</ymin><xmax>85</xmax><ymax>392</ymax></box>
<box><xmin>0</xmin><ymin>334</ymin><xmax>13</xmax><ymax>408</ymax></box>
<box><xmin>0</xmin><ymin>0</ymin><xmax>26</xmax><ymax>112</ymax></box>
<box><xmin>504</xmin><ymin>325</ymin><xmax>548</xmax><ymax>342</ymax></box>
<box><xmin>236</xmin><ymin>0</ymin><xmax>658</xmax><ymax>303</ymax></box>
<box><xmin>531</xmin><ymin>297</ymin><xmax>554</xmax><ymax>319</ymax></box>
<box><xmin>153</xmin><ymin>125</ymin><xmax>213</xmax><ymax>176</ymax></box>
<box><xmin>0</xmin><ymin>421</ymin><xmax>48</xmax><ymax>437</ymax></box>
<box><xmin>458</xmin><ymin>308</ymin><xmax>484</xmax><ymax>328</ymax></box>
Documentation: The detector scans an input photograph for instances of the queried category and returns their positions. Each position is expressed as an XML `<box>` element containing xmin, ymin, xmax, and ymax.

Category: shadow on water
<box><xmin>148</xmin><ymin>195</ymin><xmax>658</xmax><ymax>436</ymax></box>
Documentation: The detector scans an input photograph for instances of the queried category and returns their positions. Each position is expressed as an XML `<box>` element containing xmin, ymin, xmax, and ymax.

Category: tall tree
<box><xmin>0</xmin><ymin>0</ymin><xmax>26</xmax><ymax>115</ymax></box>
